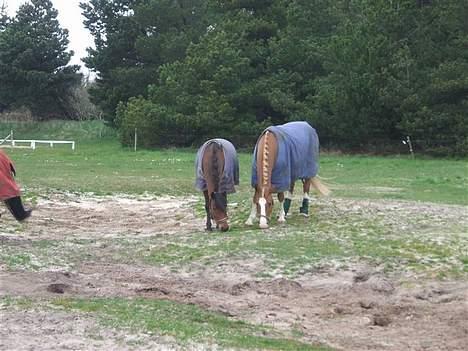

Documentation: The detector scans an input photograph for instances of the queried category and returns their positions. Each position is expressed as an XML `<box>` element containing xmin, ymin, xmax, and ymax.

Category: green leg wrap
<box><xmin>299</xmin><ymin>198</ymin><xmax>309</xmax><ymax>216</ymax></box>
<box><xmin>283</xmin><ymin>198</ymin><xmax>292</xmax><ymax>215</ymax></box>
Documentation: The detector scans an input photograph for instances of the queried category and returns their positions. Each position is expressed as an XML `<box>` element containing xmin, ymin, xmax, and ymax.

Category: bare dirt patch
<box><xmin>1</xmin><ymin>193</ymin><xmax>467</xmax><ymax>350</ymax></box>
<box><xmin>0</xmin><ymin>308</ymin><xmax>186</xmax><ymax>351</ymax></box>
<box><xmin>0</xmin><ymin>192</ymin><xmax>200</xmax><ymax>239</ymax></box>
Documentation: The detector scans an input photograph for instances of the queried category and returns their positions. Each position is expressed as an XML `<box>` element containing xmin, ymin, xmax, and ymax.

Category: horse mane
<box><xmin>262</xmin><ymin>131</ymin><xmax>270</xmax><ymax>189</ymax></box>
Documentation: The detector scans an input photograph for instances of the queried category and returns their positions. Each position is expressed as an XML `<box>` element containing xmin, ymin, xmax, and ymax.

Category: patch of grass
<box><xmin>0</xmin><ymin>251</ymin><xmax>39</xmax><ymax>270</ymax></box>
<box><xmin>0</xmin><ymin>296</ymin><xmax>34</xmax><ymax>309</ymax></box>
<box><xmin>52</xmin><ymin>297</ymin><xmax>330</xmax><ymax>351</ymax></box>
<box><xmin>320</xmin><ymin>155</ymin><xmax>468</xmax><ymax>205</ymax></box>
<box><xmin>0</xmin><ymin>119</ymin><xmax>116</xmax><ymax>141</ymax></box>
<box><xmin>0</xmin><ymin>239</ymin><xmax>83</xmax><ymax>271</ymax></box>
<box><xmin>137</xmin><ymin>203</ymin><xmax>467</xmax><ymax>278</ymax></box>
<box><xmin>1</xmin><ymin>120</ymin><xmax>466</xmax><ymax>203</ymax></box>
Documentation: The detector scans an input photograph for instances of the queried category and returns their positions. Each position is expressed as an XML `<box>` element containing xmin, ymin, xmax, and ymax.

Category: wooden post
<box><xmin>406</xmin><ymin>135</ymin><xmax>414</xmax><ymax>159</ymax></box>
<box><xmin>134</xmin><ymin>128</ymin><xmax>137</xmax><ymax>152</ymax></box>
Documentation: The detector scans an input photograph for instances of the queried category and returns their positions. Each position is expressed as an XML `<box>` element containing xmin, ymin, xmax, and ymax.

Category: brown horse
<box><xmin>245</xmin><ymin>122</ymin><xmax>329</xmax><ymax>229</ymax></box>
<box><xmin>195</xmin><ymin>139</ymin><xmax>239</xmax><ymax>231</ymax></box>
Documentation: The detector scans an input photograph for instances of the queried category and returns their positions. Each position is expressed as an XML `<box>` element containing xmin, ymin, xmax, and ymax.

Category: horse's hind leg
<box><xmin>277</xmin><ymin>192</ymin><xmax>286</xmax><ymax>223</ymax></box>
<box><xmin>203</xmin><ymin>190</ymin><xmax>212</xmax><ymax>231</ymax></box>
<box><xmin>283</xmin><ymin>183</ymin><xmax>295</xmax><ymax>217</ymax></box>
<box><xmin>299</xmin><ymin>179</ymin><xmax>311</xmax><ymax>217</ymax></box>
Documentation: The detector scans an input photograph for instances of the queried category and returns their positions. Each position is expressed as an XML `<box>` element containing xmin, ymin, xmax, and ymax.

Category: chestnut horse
<box><xmin>195</xmin><ymin>139</ymin><xmax>239</xmax><ymax>231</ymax></box>
<box><xmin>245</xmin><ymin>122</ymin><xmax>329</xmax><ymax>229</ymax></box>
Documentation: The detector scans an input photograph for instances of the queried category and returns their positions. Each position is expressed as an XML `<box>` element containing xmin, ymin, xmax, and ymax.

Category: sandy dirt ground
<box><xmin>1</xmin><ymin>193</ymin><xmax>467</xmax><ymax>350</ymax></box>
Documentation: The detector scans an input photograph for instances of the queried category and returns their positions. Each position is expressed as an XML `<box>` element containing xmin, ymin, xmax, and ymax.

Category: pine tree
<box><xmin>0</xmin><ymin>0</ymin><xmax>81</xmax><ymax>118</ymax></box>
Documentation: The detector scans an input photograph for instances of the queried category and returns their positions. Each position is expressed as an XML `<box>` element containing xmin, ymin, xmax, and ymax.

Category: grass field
<box><xmin>1</xmin><ymin>121</ymin><xmax>467</xmax><ymax>350</ymax></box>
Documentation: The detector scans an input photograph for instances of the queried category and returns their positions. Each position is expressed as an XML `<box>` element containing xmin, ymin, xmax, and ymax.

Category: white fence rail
<box><xmin>8</xmin><ymin>140</ymin><xmax>75</xmax><ymax>150</ymax></box>
<box><xmin>0</xmin><ymin>132</ymin><xmax>75</xmax><ymax>150</ymax></box>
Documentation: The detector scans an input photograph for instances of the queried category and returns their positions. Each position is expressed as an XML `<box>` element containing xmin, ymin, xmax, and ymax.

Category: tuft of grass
<box><xmin>0</xmin><ymin>252</ymin><xmax>39</xmax><ymax>270</ymax></box>
<box><xmin>0</xmin><ymin>296</ymin><xmax>34</xmax><ymax>309</ymax></box>
<box><xmin>52</xmin><ymin>297</ymin><xmax>330</xmax><ymax>351</ymax></box>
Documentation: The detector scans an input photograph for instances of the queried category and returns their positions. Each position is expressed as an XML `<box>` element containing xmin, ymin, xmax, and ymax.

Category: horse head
<box><xmin>210</xmin><ymin>191</ymin><xmax>229</xmax><ymax>231</ymax></box>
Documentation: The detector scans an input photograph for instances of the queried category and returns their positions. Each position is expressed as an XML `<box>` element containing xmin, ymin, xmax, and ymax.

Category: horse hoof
<box><xmin>278</xmin><ymin>218</ymin><xmax>286</xmax><ymax>223</ymax></box>
<box><xmin>259</xmin><ymin>223</ymin><xmax>269</xmax><ymax>229</ymax></box>
<box><xmin>205</xmin><ymin>227</ymin><xmax>213</xmax><ymax>232</ymax></box>
<box><xmin>245</xmin><ymin>219</ymin><xmax>254</xmax><ymax>226</ymax></box>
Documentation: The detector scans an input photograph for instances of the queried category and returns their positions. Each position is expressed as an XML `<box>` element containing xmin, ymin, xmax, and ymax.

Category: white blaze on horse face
<box><xmin>258</xmin><ymin>197</ymin><xmax>268</xmax><ymax>229</ymax></box>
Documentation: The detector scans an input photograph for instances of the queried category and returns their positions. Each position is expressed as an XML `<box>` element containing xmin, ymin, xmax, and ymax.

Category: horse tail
<box><xmin>310</xmin><ymin>176</ymin><xmax>331</xmax><ymax>196</ymax></box>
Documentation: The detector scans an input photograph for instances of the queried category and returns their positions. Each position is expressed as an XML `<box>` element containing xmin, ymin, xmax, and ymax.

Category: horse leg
<box><xmin>245</xmin><ymin>193</ymin><xmax>257</xmax><ymax>226</ymax></box>
<box><xmin>283</xmin><ymin>183</ymin><xmax>295</xmax><ymax>217</ymax></box>
<box><xmin>299</xmin><ymin>178</ymin><xmax>311</xmax><ymax>217</ymax></box>
<box><xmin>277</xmin><ymin>192</ymin><xmax>286</xmax><ymax>223</ymax></box>
<box><xmin>203</xmin><ymin>190</ymin><xmax>212</xmax><ymax>231</ymax></box>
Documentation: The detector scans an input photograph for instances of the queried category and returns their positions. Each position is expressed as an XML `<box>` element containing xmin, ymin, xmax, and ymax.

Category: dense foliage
<box><xmin>0</xmin><ymin>0</ymin><xmax>82</xmax><ymax>119</ymax></box>
<box><xmin>86</xmin><ymin>0</ymin><xmax>466</xmax><ymax>154</ymax></box>
<box><xmin>2</xmin><ymin>1</ymin><xmax>466</xmax><ymax>154</ymax></box>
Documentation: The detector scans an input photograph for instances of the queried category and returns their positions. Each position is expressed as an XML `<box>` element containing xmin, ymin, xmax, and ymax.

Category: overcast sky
<box><xmin>5</xmin><ymin>0</ymin><xmax>94</xmax><ymax>76</ymax></box>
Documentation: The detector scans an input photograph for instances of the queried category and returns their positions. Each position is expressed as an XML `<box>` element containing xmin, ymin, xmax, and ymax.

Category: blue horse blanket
<box><xmin>195</xmin><ymin>139</ymin><xmax>239</xmax><ymax>194</ymax></box>
<box><xmin>251</xmin><ymin>122</ymin><xmax>320</xmax><ymax>192</ymax></box>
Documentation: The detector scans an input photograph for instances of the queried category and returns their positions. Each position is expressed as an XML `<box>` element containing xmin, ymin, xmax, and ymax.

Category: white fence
<box><xmin>0</xmin><ymin>131</ymin><xmax>75</xmax><ymax>150</ymax></box>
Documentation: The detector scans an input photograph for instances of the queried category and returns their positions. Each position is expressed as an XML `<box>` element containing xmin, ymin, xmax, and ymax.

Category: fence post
<box><xmin>406</xmin><ymin>136</ymin><xmax>414</xmax><ymax>159</ymax></box>
<box><xmin>10</xmin><ymin>130</ymin><xmax>13</xmax><ymax>147</ymax></box>
<box><xmin>134</xmin><ymin>128</ymin><xmax>138</xmax><ymax>152</ymax></box>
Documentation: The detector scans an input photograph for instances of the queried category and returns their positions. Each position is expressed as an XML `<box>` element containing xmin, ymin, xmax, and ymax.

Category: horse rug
<box><xmin>0</xmin><ymin>150</ymin><xmax>21</xmax><ymax>200</ymax></box>
<box><xmin>195</xmin><ymin>139</ymin><xmax>239</xmax><ymax>194</ymax></box>
<box><xmin>251</xmin><ymin>121</ymin><xmax>320</xmax><ymax>192</ymax></box>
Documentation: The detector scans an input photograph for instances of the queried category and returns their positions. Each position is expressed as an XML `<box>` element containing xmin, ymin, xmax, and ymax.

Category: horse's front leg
<box><xmin>203</xmin><ymin>190</ymin><xmax>212</xmax><ymax>231</ymax></box>
<box><xmin>245</xmin><ymin>192</ymin><xmax>257</xmax><ymax>226</ymax></box>
<box><xmin>299</xmin><ymin>179</ymin><xmax>311</xmax><ymax>217</ymax></box>
<box><xmin>277</xmin><ymin>192</ymin><xmax>286</xmax><ymax>223</ymax></box>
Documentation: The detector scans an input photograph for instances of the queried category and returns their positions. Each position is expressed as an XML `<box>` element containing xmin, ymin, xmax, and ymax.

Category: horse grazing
<box><xmin>195</xmin><ymin>139</ymin><xmax>239</xmax><ymax>231</ymax></box>
<box><xmin>245</xmin><ymin>121</ymin><xmax>329</xmax><ymax>229</ymax></box>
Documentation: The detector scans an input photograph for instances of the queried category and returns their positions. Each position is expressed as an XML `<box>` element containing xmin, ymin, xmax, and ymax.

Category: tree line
<box><xmin>1</xmin><ymin>0</ymin><xmax>467</xmax><ymax>155</ymax></box>
<box><xmin>0</xmin><ymin>0</ymin><xmax>96</xmax><ymax>120</ymax></box>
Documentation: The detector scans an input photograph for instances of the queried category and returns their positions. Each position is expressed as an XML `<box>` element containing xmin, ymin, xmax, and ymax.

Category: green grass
<box><xmin>319</xmin><ymin>155</ymin><xmax>468</xmax><ymax>205</ymax></box>
<box><xmin>136</xmin><ymin>213</ymin><xmax>467</xmax><ymax>278</ymax></box>
<box><xmin>2</xmin><ymin>125</ymin><xmax>465</xmax><ymax>203</ymax></box>
<box><xmin>51</xmin><ymin>297</ymin><xmax>328</xmax><ymax>351</ymax></box>
<box><xmin>0</xmin><ymin>119</ymin><xmax>116</xmax><ymax>141</ymax></box>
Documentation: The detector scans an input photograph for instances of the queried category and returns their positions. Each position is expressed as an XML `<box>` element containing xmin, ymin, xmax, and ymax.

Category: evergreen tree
<box><xmin>81</xmin><ymin>0</ymin><xmax>210</xmax><ymax>125</ymax></box>
<box><xmin>0</xmin><ymin>0</ymin><xmax>81</xmax><ymax>118</ymax></box>
<box><xmin>0</xmin><ymin>1</ymin><xmax>8</xmax><ymax>31</ymax></box>
<box><xmin>91</xmin><ymin>0</ymin><xmax>467</xmax><ymax>154</ymax></box>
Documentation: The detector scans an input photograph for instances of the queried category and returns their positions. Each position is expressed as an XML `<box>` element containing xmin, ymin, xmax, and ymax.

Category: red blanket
<box><xmin>0</xmin><ymin>150</ymin><xmax>20</xmax><ymax>200</ymax></box>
